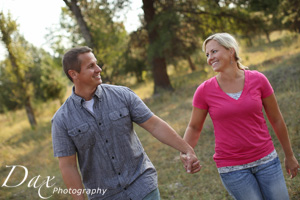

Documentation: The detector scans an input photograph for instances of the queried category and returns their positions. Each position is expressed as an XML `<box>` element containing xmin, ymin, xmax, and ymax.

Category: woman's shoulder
<box><xmin>201</xmin><ymin>76</ymin><xmax>216</xmax><ymax>86</ymax></box>
<box><xmin>195</xmin><ymin>76</ymin><xmax>216</xmax><ymax>93</ymax></box>
<box><xmin>246</xmin><ymin>69</ymin><xmax>266</xmax><ymax>77</ymax></box>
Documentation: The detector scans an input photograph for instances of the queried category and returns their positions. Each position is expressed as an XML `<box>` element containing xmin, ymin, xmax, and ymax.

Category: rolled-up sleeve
<box><xmin>123</xmin><ymin>88</ymin><xmax>153</xmax><ymax>124</ymax></box>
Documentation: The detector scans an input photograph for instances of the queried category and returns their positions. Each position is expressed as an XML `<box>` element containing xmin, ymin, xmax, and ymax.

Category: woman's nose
<box><xmin>207</xmin><ymin>54</ymin><xmax>212</xmax><ymax>64</ymax></box>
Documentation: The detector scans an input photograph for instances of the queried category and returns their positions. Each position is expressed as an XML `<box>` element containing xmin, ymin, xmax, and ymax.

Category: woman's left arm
<box><xmin>263</xmin><ymin>93</ymin><xmax>299</xmax><ymax>178</ymax></box>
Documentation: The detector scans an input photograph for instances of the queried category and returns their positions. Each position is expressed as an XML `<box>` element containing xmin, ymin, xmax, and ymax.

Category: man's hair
<box><xmin>202</xmin><ymin>33</ymin><xmax>248</xmax><ymax>70</ymax></box>
<box><xmin>62</xmin><ymin>46</ymin><xmax>93</xmax><ymax>82</ymax></box>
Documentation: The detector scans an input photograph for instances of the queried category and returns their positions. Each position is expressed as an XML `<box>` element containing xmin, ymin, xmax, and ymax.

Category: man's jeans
<box><xmin>143</xmin><ymin>188</ymin><xmax>160</xmax><ymax>200</ymax></box>
<box><xmin>219</xmin><ymin>157</ymin><xmax>289</xmax><ymax>200</ymax></box>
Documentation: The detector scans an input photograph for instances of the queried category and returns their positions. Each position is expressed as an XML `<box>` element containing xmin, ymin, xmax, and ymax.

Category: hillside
<box><xmin>0</xmin><ymin>31</ymin><xmax>299</xmax><ymax>200</ymax></box>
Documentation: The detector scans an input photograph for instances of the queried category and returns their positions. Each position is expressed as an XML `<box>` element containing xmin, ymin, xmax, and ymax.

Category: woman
<box><xmin>181</xmin><ymin>33</ymin><xmax>299</xmax><ymax>200</ymax></box>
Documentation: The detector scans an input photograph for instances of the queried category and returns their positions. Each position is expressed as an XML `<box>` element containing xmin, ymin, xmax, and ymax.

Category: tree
<box><xmin>228</xmin><ymin>0</ymin><xmax>283</xmax><ymax>42</ymax></box>
<box><xmin>62</xmin><ymin>0</ymin><xmax>95</xmax><ymax>49</ymax></box>
<box><xmin>28</xmin><ymin>47</ymin><xmax>67</xmax><ymax>103</ymax></box>
<box><xmin>140</xmin><ymin>0</ymin><xmax>269</xmax><ymax>94</ymax></box>
<box><xmin>153</xmin><ymin>1</ymin><xmax>201</xmax><ymax>71</ymax></box>
<box><xmin>142</xmin><ymin>0</ymin><xmax>173</xmax><ymax>94</ymax></box>
<box><xmin>55</xmin><ymin>0</ymin><xmax>128</xmax><ymax>83</ymax></box>
<box><xmin>0</xmin><ymin>12</ymin><xmax>37</xmax><ymax>128</ymax></box>
<box><xmin>0</xmin><ymin>12</ymin><xmax>67</xmax><ymax>128</ymax></box>
<box><xmin>280</xmin><ymin>0</ymin><xmax>300</xmax><ymax>33</ymax></box>
<box><xmin>124</xmin><ymin>29</ymin><xmax>149</xmax><ymax>83</ymax></box>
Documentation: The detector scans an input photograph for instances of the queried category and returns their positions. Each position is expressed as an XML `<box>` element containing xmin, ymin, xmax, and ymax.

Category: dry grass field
<box><xmin>1</xmin><ymin>31</ymin><xmax>299</xmax><ymax>199</ymax></box>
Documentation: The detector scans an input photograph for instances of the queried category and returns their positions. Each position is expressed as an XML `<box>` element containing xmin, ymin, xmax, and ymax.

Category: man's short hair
<box><xmin>62</xmin><ymin>46</ymin><xmax>92</xmax><ymax>82</ymax></box>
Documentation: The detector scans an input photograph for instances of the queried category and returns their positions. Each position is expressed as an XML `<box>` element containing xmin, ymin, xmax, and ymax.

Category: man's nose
<box><xmin>96</xmin><ymin>65</ymin><xmax>102</xmax><ymax>72</ymax></box>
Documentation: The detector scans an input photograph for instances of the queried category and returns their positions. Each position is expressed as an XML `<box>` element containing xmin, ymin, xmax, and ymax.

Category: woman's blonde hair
<box><xmin>202</xmin><ymin>33</ymin><xmax>248</xmax><ymax>70</ymax></box>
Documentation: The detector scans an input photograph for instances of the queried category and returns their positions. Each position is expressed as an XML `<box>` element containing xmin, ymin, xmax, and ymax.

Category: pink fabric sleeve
<box><xmin>192</xmin><ymin>83</ymin><xmax>208</xmax><ymax>110</ymax></box>
<box><xmin>258</xmin><ymin>72</ymin><xmax>274</xmax><ymax>98</ymax></box>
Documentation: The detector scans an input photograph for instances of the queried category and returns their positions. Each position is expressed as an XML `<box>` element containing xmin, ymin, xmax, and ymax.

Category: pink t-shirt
<box><xmin>193</xmin><ymin>70</ymin><xmax>275</xmax><ymax>168</ymax></box>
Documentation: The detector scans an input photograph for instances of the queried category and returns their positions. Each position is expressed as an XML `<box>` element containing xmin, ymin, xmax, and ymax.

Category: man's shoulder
<box><xmin>101</xmin><ymin>83</ymin><xmax>129</xmax><ymax>91</ymax></box>
<box><xmin>51</xmin><ymin>97</ymin><xmax>72</xmax><ymax>122</ymax></box>
<box><xmin>100</xmin><ymin>84</ymin><xmax>133</xmax><ymax>96</ymax></box>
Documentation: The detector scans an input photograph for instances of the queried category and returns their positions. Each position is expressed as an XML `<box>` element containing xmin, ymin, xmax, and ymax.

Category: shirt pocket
<box><xmin>68</xmin><ymin>123</ymin><xmax>95</xmax><ymax>150</ymax></box>
<box><xmin>109</xmin><ymin>107</ymin><xmax>132</xmax><ymax>131</ymax></box>
<box><xmin>109</xmin><ymin>107</ymin><xmax>130</xmax><ymax>120</ymax></box>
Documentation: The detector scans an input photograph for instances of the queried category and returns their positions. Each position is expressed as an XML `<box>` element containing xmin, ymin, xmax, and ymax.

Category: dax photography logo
<box><xmin>1</xmin><ymin>165</ymin><xmax>107</xmax><ymax>199</ymax></box>
<box><xmin>2</xmin><ymin>165</ymin><xmax>56</xmax><ymax>199</ymax></box>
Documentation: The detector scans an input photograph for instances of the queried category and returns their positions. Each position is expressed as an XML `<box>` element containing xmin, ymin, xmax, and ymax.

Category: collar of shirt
<box><xmin>70</xmin><ymin>85</ymin><xmax>103</xmax><ymax>106</ymax></box>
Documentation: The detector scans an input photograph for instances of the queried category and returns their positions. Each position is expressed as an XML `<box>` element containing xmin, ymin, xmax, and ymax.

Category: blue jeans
<box><xmin>219</xmin><ymin>157</ymin><xmax>289</xmax><ymax>200</ymax></box>
<box><xmin>143</xmin><ymin>188</ymin><xmax>160</xmax><ymax>200</ymax></box>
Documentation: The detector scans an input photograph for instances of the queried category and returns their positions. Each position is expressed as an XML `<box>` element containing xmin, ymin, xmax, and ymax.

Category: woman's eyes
<box><xmin>206</xmin><ymin>50</ymin><xmax>217</xmax><ymax>57</ymax></box>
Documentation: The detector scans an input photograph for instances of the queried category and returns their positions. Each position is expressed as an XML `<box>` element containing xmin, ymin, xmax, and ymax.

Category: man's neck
<box><xmin>74</xmin><ymin>85</ymin><xmax>98</xmax><ymax>101</ymax></box>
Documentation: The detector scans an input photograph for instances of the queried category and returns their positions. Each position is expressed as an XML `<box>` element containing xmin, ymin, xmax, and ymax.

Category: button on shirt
<box><xmin>51</xmin><ymin>84</ymin><xmax>158</xmax><ymax>200</ymax></box>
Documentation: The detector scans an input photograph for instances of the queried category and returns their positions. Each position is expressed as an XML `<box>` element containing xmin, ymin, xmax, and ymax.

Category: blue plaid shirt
<box><xmin>52</xmin><ymin>84</ymin><xmax>157</xmax><ymax>200</ymax></box>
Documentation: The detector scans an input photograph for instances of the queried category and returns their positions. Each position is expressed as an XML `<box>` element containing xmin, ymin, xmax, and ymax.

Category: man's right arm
<box><xmin>58</xmin><ymin>155</ymin><xmax>85</xmax><ymax>200</ymax></box>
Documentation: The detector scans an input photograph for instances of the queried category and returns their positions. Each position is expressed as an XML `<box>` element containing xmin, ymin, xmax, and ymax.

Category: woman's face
<box><xmin>205</xmin><ymin>40</ymin><xmax>232</xmax><ymax>72</ymax></box>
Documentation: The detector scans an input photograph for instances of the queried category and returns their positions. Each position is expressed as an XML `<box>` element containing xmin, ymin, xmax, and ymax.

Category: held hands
<box><xmin>285</xmin><ymin>155</ymin><xmax>300</xmax><ymax>179</ymax></box>
<box><xmin>180</xmin><ymin>152</ymin><xmax>202</xmax><ymax>174</ymax></box>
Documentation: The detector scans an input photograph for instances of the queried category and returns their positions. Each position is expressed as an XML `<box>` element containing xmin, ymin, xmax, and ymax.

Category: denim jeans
<box><xmin>143</xmin><ymin>188</ymin><xmax>160</xmax><ymax>200</ymax></box>
<box><xmin>219</xmin><ymin>157</ymin><xmax>289</xmax><ymax>200</ymax></box>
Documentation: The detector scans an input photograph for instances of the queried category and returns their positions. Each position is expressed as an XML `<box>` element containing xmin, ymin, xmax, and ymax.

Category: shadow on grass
<box><xmin>3</xmin><ymin>120</ymin><xmax>51</xmax><ymax>147</ymax></box>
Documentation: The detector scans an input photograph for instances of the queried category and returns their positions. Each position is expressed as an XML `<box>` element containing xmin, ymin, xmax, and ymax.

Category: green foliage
<box><xmin>280</xmin><ymin>0</ymin><xmax>300</xmax><ymax>33</ymax></box>
<box><xmin>227</xmin><ymin>0</ymin><xmax>300</xmax><ymax>38</ymax></box>
<box><xmin>234</xmin><ymin>0</ymin><xmax>281</xmax><ymax>14</ymax></box>
<box><xmin>122</xmin><ymin>54</ymin><xmax>147</xmax><ymax>83</ymax></box>
<box><xmin>0</xmin><ymin>60</ymin><xmax>20</xmax><ymax>111</ymax></box>
<box><xmin>48</xmin><ymin>0</ymin><xmax>300</xmax><ymax>88</ymax></box>
<box><xmin>28</xmin><ymin>47</ymin><xmax>68</xmax><ymax>102</ymax></box>
<box><xmin>145</xmin><ymin>1</ymin><xmax>201</xmax><ymax>65</ymax></box>
<box><xmin>49</xmin><ymin>0</ymin><xmax>129</xmax><ymax>83</ymax></box>
<box><xmin>1</xmin><ymin>31</ymin><xmax>300</xmax><ymax>200</ymax></box>
<box><xmin>0</xmin><ymin>12</ymin><xmax>67</xmax><ymax>113</ymax></box>
<box><xmin>123</xmin><ymin>29</ymin><xmax>150</xmax><ymax>83</ymax></box>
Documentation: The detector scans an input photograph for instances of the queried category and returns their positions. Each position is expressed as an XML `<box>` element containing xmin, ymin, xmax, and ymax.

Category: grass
<box><xmin>0</xmin><ymin>31</ymin><xmax>300</xmax><ymax>200</ymax></box>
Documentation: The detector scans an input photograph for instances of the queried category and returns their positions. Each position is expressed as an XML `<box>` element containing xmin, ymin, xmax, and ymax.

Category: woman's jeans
<box><xmin>219</xmin><ymin>157</ymin><xmax>289</xmax><ymax>200</ymax></box>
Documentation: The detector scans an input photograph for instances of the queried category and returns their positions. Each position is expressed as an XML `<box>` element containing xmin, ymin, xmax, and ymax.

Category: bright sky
<box><xmin>0</xmin><ymin>0</ymin><xmax>143</xmax><ymax>60</ymax></box>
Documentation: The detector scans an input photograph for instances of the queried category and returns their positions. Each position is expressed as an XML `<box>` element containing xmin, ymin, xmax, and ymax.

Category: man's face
<box><xmin>75</xmin><ymin>52</ymin><xmax>102</xmax><ymax>88</ymax></box>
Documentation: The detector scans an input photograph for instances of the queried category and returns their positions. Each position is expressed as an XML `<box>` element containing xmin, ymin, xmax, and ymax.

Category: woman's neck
<box><xmin>217</xmin><ymin>67</ymin><xmax>244</xmax><ymax>82</ymax></box>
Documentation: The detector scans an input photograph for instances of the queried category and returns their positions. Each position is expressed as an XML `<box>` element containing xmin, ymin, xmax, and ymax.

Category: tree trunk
<box><xmin>187</xmin><ymin>56</ymin><xmax>196</xmax><ymax>71</ymax></box>
<box><xmin>246</xmin><ymin>35</ymin><xmax>253</xmax><ymax>47</ymax></box>
<box><xmin>152</xmin><ymin>57</ymin><xmax>173</xmax><ymax>93</ymax></box>
<box><xmin>63</xmin><ymin>0</ymin><xmax>95</xmax><ymax>49</ymax></box>
<box><xmin>24</xmin><ymin>97</ymin><xmax>37</xmax><ymax>129</ymax></box>
<box><xmin>264</xmin><ymin>29</ymin><xmax>271</xmax><ymax>43</ymax></box>
<box><xmin>142</xmin><ymin>0</ymin><xmax>173</xmax><ymax>94</ymax></box>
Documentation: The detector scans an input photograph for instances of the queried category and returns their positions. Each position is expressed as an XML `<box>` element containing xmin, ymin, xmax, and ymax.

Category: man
<box><xmin>51</xmin><ymin>46</ymin><xmax>201</xmax><ymax>200</ymax></box>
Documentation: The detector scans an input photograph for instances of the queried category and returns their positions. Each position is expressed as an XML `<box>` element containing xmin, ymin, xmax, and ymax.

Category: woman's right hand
<box><xmin>180</xmin><ymin>152</ymin><xmax>202</xmax><ymax>174</ymax></box>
